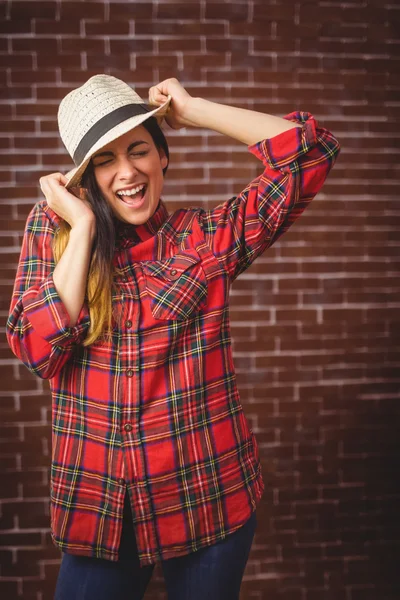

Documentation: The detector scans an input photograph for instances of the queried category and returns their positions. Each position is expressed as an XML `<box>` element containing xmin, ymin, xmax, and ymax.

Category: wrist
<box><xmin>181</xmin><ymin>97</ymin><xmax>233</xmax><ymax>134</ymax></box>
<box><xmin>181</xmin><ymin>97</ymin><xmax>207</xmax><ymax>128</ymax></box>
<box><xmin>70</xmin><ymin>219</ymin><xmax>96</xmax><ymax>243</ymax></box>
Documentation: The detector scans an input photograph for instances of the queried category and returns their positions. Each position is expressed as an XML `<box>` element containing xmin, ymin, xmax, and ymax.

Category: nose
<box><xmin>117</xmin><ymin>155</ymin><xmax>139</xmax><ymax>180</ymax></box>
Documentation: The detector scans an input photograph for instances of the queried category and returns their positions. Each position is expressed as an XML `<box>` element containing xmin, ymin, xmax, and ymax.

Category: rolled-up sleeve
<box><xmin>6</xmin><ymin>201</ymin><xmax>90</xmax><ymax>379</ymax></box>
<box><xmin>199</xmin><ymin>111</ymin><xmax>341</xmax><ymax>282</ymax></box>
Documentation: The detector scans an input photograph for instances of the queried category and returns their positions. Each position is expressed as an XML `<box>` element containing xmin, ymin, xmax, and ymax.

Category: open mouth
<box><xmin>116</xmin><ymin>184</ymin><xmax>147</xmax><ymax>206</ymax></box>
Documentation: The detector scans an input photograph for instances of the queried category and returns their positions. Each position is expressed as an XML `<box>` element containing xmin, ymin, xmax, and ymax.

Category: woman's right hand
<box><xmin>39</xmin><ymin>172</ymin><xmax>95</xmax><ymax>231</ymax></box>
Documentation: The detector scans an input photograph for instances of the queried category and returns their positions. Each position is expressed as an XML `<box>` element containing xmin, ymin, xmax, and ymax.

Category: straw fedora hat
<box><xmin>58</xmin><ymin>74</ymin><xmax>172</xmax><ymax>189</ymax></box>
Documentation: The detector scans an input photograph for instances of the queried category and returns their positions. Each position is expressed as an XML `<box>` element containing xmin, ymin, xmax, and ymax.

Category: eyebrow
<box><xmin>92</xmin><ymin>140</ymin><xmax>149</xmax><ymax>159</ymax></box>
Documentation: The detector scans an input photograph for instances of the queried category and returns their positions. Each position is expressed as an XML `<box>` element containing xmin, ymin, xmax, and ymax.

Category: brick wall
<box><xmin>1</xmin><ymin>1</ymin><xmax>399</xmax><ymax>599</ymax></box>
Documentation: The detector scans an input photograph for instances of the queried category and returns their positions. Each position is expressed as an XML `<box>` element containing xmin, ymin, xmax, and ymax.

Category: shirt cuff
<box><xmin>22</xmin><ymin>273</ymin><xmax>90</xmax><ymax>348</ymax></box>
<box><xmin>248</xmin><ymin>111</ymin><xmax>318</xmax><ymax>169</ymax></box>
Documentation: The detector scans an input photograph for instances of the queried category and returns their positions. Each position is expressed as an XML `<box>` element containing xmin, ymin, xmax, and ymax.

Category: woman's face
<box><xmin>92</xmin><ymin>124</ymin><xmax>168</xmax><ymax>226</ymax></box>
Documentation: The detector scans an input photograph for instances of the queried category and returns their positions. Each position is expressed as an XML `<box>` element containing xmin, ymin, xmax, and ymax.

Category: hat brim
<box><xmin>65</xmin><ymin>95</ymin><xmax>172</xmax><ymax>189</ymax></box>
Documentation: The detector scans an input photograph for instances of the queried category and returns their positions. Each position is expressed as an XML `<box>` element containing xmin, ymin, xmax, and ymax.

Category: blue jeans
<box><xmin>54</xmin><ymin>495</ymin><xmax>257</xmax><ymax>600</ymax></box>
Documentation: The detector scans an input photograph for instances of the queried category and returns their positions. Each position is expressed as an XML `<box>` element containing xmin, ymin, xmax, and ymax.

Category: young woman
<box><xmin>7</xmin><ymin>75</ymin><xmax>340</xmax><ymax>600</ymax></box>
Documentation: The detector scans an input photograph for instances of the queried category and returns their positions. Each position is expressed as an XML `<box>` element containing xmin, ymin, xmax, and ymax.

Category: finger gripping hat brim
<box><xmin>58</xmin><ymin>74</ymin><xmax>171</xmax><ymax>189</ymax></box>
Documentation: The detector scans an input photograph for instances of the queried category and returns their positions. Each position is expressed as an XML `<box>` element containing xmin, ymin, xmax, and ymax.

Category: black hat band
<box><xmin>73</xmin><ymin>103</ymin><xmax>150</xmax><ymax>165</ymax></box>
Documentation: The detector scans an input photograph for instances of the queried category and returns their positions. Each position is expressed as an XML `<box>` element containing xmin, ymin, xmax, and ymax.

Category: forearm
<box><xmin>53</xmin><ymin>221</ymin><xmax>95</xmax><ymax>327</ymax></box>
<box><xmin>182</xmin><ymin>97</ymin><xmax>301</xmax><ymax>145</ymax></box>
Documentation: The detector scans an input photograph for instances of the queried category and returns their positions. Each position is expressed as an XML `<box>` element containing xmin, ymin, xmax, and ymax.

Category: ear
<box><xmin>158</xmin><ymin>147</ymin><xmax>168</xmax><ymax>170</ymax></box>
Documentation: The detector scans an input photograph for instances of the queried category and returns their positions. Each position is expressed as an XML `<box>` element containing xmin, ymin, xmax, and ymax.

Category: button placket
<box><xmin>118</xmin><ymin>269</ymin><xmax>142</xmax><ymax>493</ymax></box>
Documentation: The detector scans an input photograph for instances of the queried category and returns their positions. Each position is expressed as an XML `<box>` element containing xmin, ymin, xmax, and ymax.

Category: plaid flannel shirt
<box><xmin>7</xmin><ymin>112</ymin><xmax>340</xmax><ymax>565</ymax></box>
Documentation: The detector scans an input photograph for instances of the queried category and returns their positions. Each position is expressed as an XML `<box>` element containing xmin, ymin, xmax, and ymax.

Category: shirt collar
<box><xmin>114</xmin><ymin>199</ymin><xmax>169</xmax><ymax>249</ymax></box>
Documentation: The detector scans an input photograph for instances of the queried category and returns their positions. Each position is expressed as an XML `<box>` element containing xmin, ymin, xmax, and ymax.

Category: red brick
<box><xmin>17</xmin><ymin>545</ymin><xmax>59</xmax><ymax>564</ymax></box>
<box><xmin>183</xmin><ymin>53</ymin><xmax>228</xmax><ymax>70</ymax></box>
<box><xmin>253</xmin><ymin>69</ymin><xmax>298</xmax><ymax>86</ymax></box>
<box><xmin>10</xmin><ymin>1</ymin><xmax>55</xmax><ymax>19</ymax></box>
<box><xmin>35</xmin><ymin>85</ymin><xmax>73</xmax><ymax>102</ymax></box>
<box><xmin>206</xmin><ymin>68</ymin><xmax>250</xmax><ymax>83</ymax></box>
<box><xmin>0</xmin><ymin>582</ymin><xmax>19</xmax><ymax>598</ymax></box>
<box><xmin>41</xmin><ymin>154</ymin><xmax>72</xmax><ymax>167</ymax></box>
<box><xmin>36</xmin><ymin>53</ymin><xmax>81</xmax><ymax>69</ymax></box>
<box><xmin>60</xmin><ymin>68</ymin><xmax>112</xmax><ymax>84</ymax></box>
<box><xmin>60</xmin><ymin>2</ymin><xmax>106</xmax><ymax>19</ymax></box>
<box><xmin>60</xmin><ymin>38</ymin><xmax>105</xmax><ymax>54</ymax></box>
<box><xmin>110</xmin><ymin>2</ymin><xmax>153</xmax><ymax>20</ymax></box>
<box><xmin>0</xmin><ymin>20</ymin><xmax>32</xmax><ymax>34</ymax></box>
<box><xmin>0</xmin><ymin>550</ymin><xmax>41</xmax><ymax>577</ymax></box>
<box><xmin>205</xmin><ymin>3</ymin><xmax>248</xmax><ymax>20</ymax></box>
<box><xmin>159</xmin><ymin>38</ymin><xmax>202</xmax><ymax>52</ymax></box>
<box><xmin>0</xmin><ymin>153</ymin><xmax>39</xmax><ymax>167</ymax></box>
<box><xmin>0</xmin><ymin>54</ymin><xmax>33</xmax><ymax>69</ymax></box>
<box><xmin>15</xmin><ymin>103</ymin><xmax>57</xmax><ymax>117</ymax></box>
<box><xmin>40</xmin><ymin>120</ymin><xmax>58</xmax><ymax>133</ymax></box>
<box><xmin>10</xmin><ymin>68</ymin><xmax>58</xmax><ymax>84</ymax></box>
<box><xmin>136</xmin><ymin>54</ymin><xmax>179</xmax><ymax>71</ymax></box>
<box><xmin>206</xmin><ymin>38</ymin><xmax>249</xmax><ymax>53</ymax></box>
<box><xmin>229</xmin><ymin>20</ymin><xmax>273</xmax><ymax>36</ymax></box>
<box><xmin>12</xmin><ymin>37</ymin><xmax>58</xmax><ymax>54</ymax></box>
<box><xmin>0</xmin><ymin>2</ymin><xmax>7</xmax><ymax>19</ymax></box>
<box><xmin>109</xmin><ymin>39</ymin><xmax>154</xmax><ymax>54</ymax></box>
<box><xmin>15</xmin><ymin>135</ymin><xmax>58</xmax><ymax>150</ymax></box>
<box><xmin>134</xmin><ymin>20</ymin><xmax>225</xmax><ymax>36</ymax></box>
<box><xmin>254</xmin><ymin>37</ymin><xmax>297</xmax><ymax>53</ymax></box>
<box><xmin>0</xmin><ymin>531</ymin><xmax>42</xmax><ymax>546</ymax></box>
<box><xmin>18</xmin><ymin>501</ymin><xmax>49</xmax><ymax>528</ymax></box>
<box><xmin>86</xmin><ymin>53</ymin><xmax>131</xmax><ymax>70</ymax></box>
<box><xmin>85</xmin><ymin>21</ymin><xmax>130</xmax><ymax>36</ymax></box>
<box><xmin>0</xmin><ymin>86</ymin><xmax>33</xmax><ymax>101</ymax></box>
<box><xmin>156</xmin><ymin>3</ymin><xmax>201</xmax><ymax>19</ymax></box>
<box><xmin>34</xmin><ymin>19</ymin><xmax>80</xmax><ymax>35</ymax></box>
<box><xmin>0</xmin><ymin>424</ymin><xmax>20</xmax><ymax>442</ymax></box>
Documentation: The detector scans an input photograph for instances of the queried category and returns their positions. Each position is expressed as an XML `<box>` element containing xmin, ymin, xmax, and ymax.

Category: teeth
<box><xmin>117</xmin><ymin>184</ymin><xmax>146</xmax><ymax>197</ymax></box>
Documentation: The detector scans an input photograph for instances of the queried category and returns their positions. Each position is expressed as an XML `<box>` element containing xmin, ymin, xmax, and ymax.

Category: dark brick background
<box><xmin>1</xmin><ymin>1</ymin><xmax>399</xmax><ymax>598</ymax></box>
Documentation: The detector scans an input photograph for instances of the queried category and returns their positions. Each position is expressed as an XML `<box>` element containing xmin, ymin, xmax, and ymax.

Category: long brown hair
<box><xmin>52</xmin><ymin>117</ymin><xmax>169</xmax><ymax>347</ymax></box>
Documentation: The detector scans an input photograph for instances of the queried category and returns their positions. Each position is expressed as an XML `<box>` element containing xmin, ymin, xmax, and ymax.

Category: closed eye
<box><xmin>94</xmin><ymin>151</ymin><xmax>148</xmax><ymax>167</ymax></box>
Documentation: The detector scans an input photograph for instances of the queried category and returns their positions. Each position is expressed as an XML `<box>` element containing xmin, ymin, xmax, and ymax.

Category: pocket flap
<box><xmin>141</xmin><ymin>248</ymin><xmax>201</xmax><ymax>282</ymax></box>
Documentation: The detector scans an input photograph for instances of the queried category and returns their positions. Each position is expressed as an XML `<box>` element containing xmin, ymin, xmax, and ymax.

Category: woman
<box><xmin>7</xmin><ymin>75</ymin><xmax>340</xmax><ymax>600</ymax></box>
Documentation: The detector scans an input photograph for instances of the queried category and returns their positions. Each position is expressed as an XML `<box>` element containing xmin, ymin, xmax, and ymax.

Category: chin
<box><xmin>113</xmin><ymin>198</ymin><xmax>155</xmax><ymax>226</ymax></box>
<box><xmin>125</xmin><ymin>215</ymin><xmax>149</xmax><ymax>226</ymax></box>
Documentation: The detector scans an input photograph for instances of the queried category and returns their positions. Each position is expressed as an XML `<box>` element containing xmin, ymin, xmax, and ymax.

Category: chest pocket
<box><xmin>141</xmin><ymin>248</ymin><xmax>208</xmax><ymax>321</ymax></box>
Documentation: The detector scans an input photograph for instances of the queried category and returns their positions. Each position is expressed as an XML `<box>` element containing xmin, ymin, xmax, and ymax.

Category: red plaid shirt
<box><xmin>7</xmin><ymin>112</ymin><xmax>340</xmax><ymax>565</ymax></box>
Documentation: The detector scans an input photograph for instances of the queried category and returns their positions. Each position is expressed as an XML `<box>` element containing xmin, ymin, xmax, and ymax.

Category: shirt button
<box><xmin>122</xmin><ymin>277</ymin><xmax>128</xmax><ymax>283</ymax></box>
<box><xmin>126</xmin><ymin>369</ymin><xmax>134</xmax><ymax>377</ymax></box>
<box><xmin>118</xmin><ymin>478</ymin><xmax>125</xmax><ymax>485</ymax></box>
<box><xmin>124</xmin><ymin>423</ymin><xmax>133</xmax><ymax>432</ymax></box>
<box><xmin>125</xmin><ymin>320</ymin><xmax>132</xmax><ymax>328</ymax></box>
<box><xmin>170</xmin><ymin>269</ymin><xmax>178</xmax><ymax>277</ymax></box>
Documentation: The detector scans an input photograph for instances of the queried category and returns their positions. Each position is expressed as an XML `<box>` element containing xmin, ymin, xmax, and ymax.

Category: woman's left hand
<box><xmin>148</xmin><ymin>78</ymin><xmax>192</xmax><ymax>130</ymax></box>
